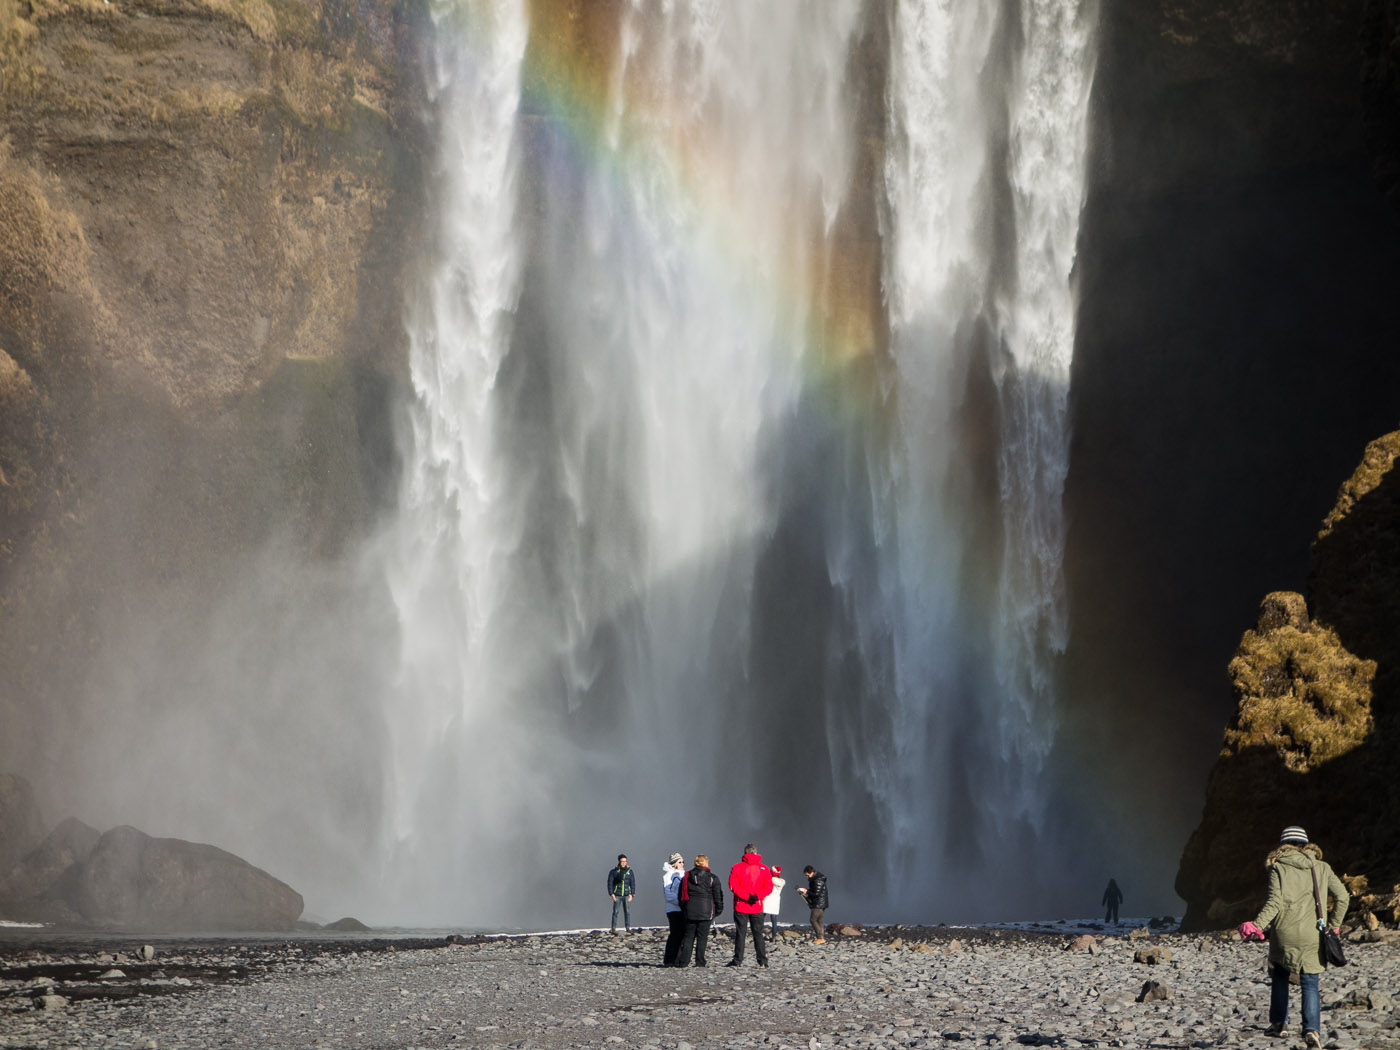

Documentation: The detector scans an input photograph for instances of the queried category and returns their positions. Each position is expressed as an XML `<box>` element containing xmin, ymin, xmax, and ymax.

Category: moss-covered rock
<box><xmin>1178</xmin><ymin>432</ymin><xmax>1400</xmax><ymax>930</ymax></box>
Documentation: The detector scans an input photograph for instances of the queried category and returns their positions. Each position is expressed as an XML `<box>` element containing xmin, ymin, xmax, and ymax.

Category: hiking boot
<box><xmin>1304</xmin><ymin>1031</ymin><xmax>1321</xmax><ymax>1049</ymax></box>
<box><xmin>1263</xmin><ymin>1022</ymin><xmax>1285</xmax><ymax>1037</ymax></box>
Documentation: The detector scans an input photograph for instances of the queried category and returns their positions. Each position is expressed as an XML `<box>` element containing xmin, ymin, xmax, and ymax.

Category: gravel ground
<box><xmin>1</xmin><ymin>925</ymin><xmax>1397</xmax><ymax>1050</ymax></box>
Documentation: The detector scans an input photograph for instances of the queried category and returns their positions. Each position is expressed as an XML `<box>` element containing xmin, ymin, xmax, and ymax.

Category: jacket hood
<box><xmin>1266</xmin><ymin>842</ymin><xmax>1323</xmax><ymax>868</ymax></box>
<box><xmin>741</xmin><ymin>852</ymin><xmax>763</xmax><ymax>864</ymax></box>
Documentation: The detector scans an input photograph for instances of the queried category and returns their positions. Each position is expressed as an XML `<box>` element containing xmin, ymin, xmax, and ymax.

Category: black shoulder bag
<box><xmin>1311</xmin><ymin>863</ymin><xmax>1348</xmax><ymax>967</ymax></box>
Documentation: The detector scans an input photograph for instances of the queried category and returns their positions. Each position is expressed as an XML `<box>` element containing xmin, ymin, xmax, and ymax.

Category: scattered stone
<box><xmin>1133</xmin><ymin>946</ymin><xmax>1172</xmax><ymax>965</ymax></box>
<box><xmin>0</xmin><ymin>925</ymin><xmax>1393</xmax><ymax>1050</ymax></box>
<box><xmin>1128</xmin><ymin>926</ymin><xmax>1151</xmax><ymax>941</ymax></box>
<box><xmin>1066</xmin><ymin>935</ymin><xmax>1097</xmax><ymax>953</ymax></box>
<box><xmin>141</xmin><ymin>944</ymin><xmax>156</xmax><ymax>961</ymax></box>
<box><xmin>99</xmin><ymin>968</ymin><xmax>127</xmax><ymax>978</ymax></box>
<box><xmin>1137</xmin><ymin>980</ymin><xmax>1172</xmax><ymax>1002</ymax></box>
<box><xmin>33</xmin><ymin>992</ymin><xmax>69</xmax><ymax>1011</ymax></box>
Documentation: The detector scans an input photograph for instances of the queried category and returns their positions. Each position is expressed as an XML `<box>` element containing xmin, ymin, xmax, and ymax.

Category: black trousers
<box><xmin>731</xmin><ymin>910</ymin><xmax>768</xmax><ymax>965</ymax></box>
<box><xmin>677</xmin><ymin>918</ymin><xmax>710</xmax><ymax>966</ymax></box>
<box><xmin>663</xmin><ymin>910</ymin><xmax>685</xmax><ymax>965</ymax></box>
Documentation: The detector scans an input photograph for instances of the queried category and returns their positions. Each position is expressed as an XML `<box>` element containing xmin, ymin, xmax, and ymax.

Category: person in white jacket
<box><xmin>763</xmin><ymin>864</ymin><xmax>786</xmax><ymax>941</ymax></box>
<box><xmin>661</xmin><ymin>852</ymin><xmax>686</xmax><ymax>966</ymax></box>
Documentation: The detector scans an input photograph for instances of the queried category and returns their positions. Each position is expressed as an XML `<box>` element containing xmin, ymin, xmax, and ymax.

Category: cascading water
<box><xmin>380</xmin><ymin>0</ymin><xmax>1096</xmax><ymax>926</ymax></box>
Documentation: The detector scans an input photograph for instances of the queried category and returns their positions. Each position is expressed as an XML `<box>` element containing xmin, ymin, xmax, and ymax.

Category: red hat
<box><xmin>773</xmin><ymin>865</ymin><xmax>782</xmax><ymax>874</ymax></box>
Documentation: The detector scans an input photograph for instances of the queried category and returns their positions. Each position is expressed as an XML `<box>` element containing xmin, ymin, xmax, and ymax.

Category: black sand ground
<box><xmin>1</xmin><ymin>925</ymin><xmax>1396</xmax><ymax>1050</ymax></box>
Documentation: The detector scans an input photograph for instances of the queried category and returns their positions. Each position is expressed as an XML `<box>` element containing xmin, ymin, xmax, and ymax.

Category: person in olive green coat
<box><xmin>1237</xmin><ymin>826</ymin><xmax>1349</xmax><ymax>1047</ymax></box>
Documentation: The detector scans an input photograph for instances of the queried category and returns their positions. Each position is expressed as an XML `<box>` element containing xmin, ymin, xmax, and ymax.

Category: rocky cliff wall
<box><xmin>0</xmin><ymin>0</ymin><xmax>423</xmax><ymax>793</ymax></box>
<box><xmin>1175</xmin><ymin>432</ymin><xmax>1400</xmax><ymax>929</ymax></box>
<box><xmin>1056</xmin><ymin>0</ymin><xmax>1400</xmax><ymax>904</ymax></box>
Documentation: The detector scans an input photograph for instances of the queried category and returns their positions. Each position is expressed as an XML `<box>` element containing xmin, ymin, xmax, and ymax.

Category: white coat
<box><xmin>763</xmin><ymin>875</ymin><xmax>785</xmax><ymax>915</ymax></box>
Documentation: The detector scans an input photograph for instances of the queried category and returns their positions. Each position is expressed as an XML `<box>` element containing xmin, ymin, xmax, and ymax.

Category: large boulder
<box><xmin>0</xmin><ymin>773</ymin><xmax>44</xmax><ymax>873</ymax></box>
<box><xmin>1</xmin><ymin>817</ymin><xmax>101</xmax><ymax>902</ymax></box>
<box><xmin>73</xmin><ymin>826</ymin><xmax>303</xmax><ymax>931</ymax></box>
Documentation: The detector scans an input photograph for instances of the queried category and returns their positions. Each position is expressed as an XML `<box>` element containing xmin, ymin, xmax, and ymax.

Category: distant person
<box><xmin>763</xmin><ymin>864</ymin><xmax>786</xmax><ymax>940</ymax></box>
<box><xmin>675</xmin><ymin>853</ymin><xmax>724</xmax><ymax>967</ymax></box>
<box><xmin>1237</xmin><ymin>826</ymin><xmax>1350</xmax><ymax>1049</ymax></box>
<box><xmin>1102</xmin><ymin>878</ymin><xmax>1123</xmax><ymax>924</ymax></box>
<box><xmin>725</xmin><ymin>843</ymin><xmax>774</xmax><ymax>967</ymax></box>
<box><xmin>607</xmin><ymin>854</ymin><xmax>635</xmax><ymax>933</ymax></box>
<box><xmin>796</xmin><ymin>864</ymin><xmax>828</xmax><ymax>943</ymax></box>
<box><xmin>661</xmin><ymin>852</ymin><xmax>686</xmax><ymax>965</ymax></box>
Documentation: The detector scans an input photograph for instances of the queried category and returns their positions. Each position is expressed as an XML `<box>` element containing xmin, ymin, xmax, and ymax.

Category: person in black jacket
<box><xmin>674</xmin><ymin>854</ymin><xmax>725</xmax><ymax>967</ymax></box>
<box><xmin>797</xmin><ymin>865</ymin><xmax>828</xmax><ymax>943</ymax></box>
<box><xmin>1102</xmin><ymin>878</ymin><xmax>1123</xmax><ymax>925</ymax></box>
<box><xmin>607</xmin><ymin>855</ymin><xmax>635</xmax><ymax>933</ymax></box>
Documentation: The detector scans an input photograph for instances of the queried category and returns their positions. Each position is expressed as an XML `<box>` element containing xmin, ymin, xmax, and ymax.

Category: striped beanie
<box><xmin>1280</xmin><ymin>826</ymin><xmax>1309</xmax><ymax>845</ymax></box>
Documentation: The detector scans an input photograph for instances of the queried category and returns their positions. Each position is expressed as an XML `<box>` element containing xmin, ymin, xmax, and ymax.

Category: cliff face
<box><xmin>0</xmin><ymin>0</ymin><xmax>422</xmax><ymax>798</ymax></box>
<box><xmin>1176</xmin><ymin>433</ymin><xmax>1400</xmax><ymax>929</ymax></box>
<box><xmin>1057</xmin><ymin>0</ymin><xmax>1400</xmax><ymax>903</ymax></box>
<box><xmin>1166</xmin><ymin>0</ymin><xmax>1400</xmax><ymax>929</ymax></box>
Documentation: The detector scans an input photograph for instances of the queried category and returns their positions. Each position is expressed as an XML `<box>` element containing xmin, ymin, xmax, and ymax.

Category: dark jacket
<box><xmin>728</xmin><ymin>852</ymin><xmax>775</xmax><ymax>914</ymax></box>
<box><xmin>608</xmin><ymin>865</ymin><xmax>635</xmax><ymax>898</ymax></box>
<box><xmin>1102</xmin><ymin>879</ymin><xmax>1123</xmax><ymax>906</ymax></box>
<box><xmin>680</xmin><ymin>865</ymin><xmax>724</xmax><ymax>921</ymax></box>
<box><xmin>804</xmin><ymin>870</ymin><xmax>829</xmax><ymax>910</ymax></box>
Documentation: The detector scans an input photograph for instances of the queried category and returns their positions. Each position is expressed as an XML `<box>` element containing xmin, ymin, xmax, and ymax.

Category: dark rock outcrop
<box><xmin>1177</xmin><ymin>433</ymin><xmax>1400</xmax><ymax>929</ymax></box>
<box><xmin>1060</xmin><ymin>0</ymin><xmax>1400</xmax><ymax>907</ymax></box>
<box><xmin>0</xmin><ymin>815</ymin><xmax>100</xmax><ymax>902</ymax></box>
<box><xmin>71</xmin><ymin>825</ymin><xmax>303</xmax><ymax>931</ymax></box>
<box><xmin>0</xmin><ymin>773</ymin><xmax>44</xmax><ymax>872</ymax></box>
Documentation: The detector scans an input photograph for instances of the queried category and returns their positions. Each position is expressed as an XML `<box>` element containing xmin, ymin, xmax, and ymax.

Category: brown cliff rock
<box><xmin>0</xmin><ymin>0</ymin><xmax>422</xmax><ymax>778</ymax></box>
<box><xmin>1177</xmin><ymin>432</ymin><xmax>1400</xmax><ymax>929</ymax></box>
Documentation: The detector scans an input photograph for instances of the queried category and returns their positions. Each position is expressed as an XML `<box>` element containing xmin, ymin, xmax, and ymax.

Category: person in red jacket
<box><xmin>725</xmin><ymin>843</ymin><xmax>775</xmax><ymax>967</ymax></box>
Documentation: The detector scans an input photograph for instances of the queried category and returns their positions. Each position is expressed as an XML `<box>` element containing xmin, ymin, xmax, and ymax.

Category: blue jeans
<box><xmin>610</xmin><ymin>896</ymin><xmax>630</xmax><ymax>930</ymax></box>
<box><xmin>1270</xmin><ymin>965</ymin><xmax>1320</xmax><ymax>1033</ymax></box>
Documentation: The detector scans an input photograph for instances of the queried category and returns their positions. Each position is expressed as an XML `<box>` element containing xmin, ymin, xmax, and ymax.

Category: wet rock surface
<box><xmin>2</xmin><ymin>926</ymin><xmax>1398</xmax><ymax>1049</ymax></box>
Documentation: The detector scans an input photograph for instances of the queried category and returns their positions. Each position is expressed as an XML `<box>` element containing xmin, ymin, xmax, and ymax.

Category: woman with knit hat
<box><xmin>661</xmin><ymin>852</ymin><xmax>687</xmax><ymax>966</ymax></box>
<box><xmin>1237</xmin><ymin>826</ymin><xmax>1350</xmax><ymax>1048</ymax></box>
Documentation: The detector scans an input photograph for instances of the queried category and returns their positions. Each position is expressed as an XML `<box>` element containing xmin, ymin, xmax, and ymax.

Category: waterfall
<box><xmin>379</xmin><ymin>0</ymin><xmax>1096</xmax><ymax>926</ymax></box>
<box><xmin>380</xmin><ymin>0</ymin><xmax>533</xmax><ymax>919</ymax></box>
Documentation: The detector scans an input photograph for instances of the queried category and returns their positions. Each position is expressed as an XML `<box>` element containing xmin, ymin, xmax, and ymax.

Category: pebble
<box><xmin>0</xmin><ymin>928</ymin><xmax>1397</xmax><ymax>1048</ymax></box>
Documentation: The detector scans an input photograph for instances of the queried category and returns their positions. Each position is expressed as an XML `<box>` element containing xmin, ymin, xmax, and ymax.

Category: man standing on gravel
<box><xmin>607</xmin><ymin>854</ymin><xmax>635</xmax><ymax>933</ymax></box>
<box><xmin>797</xmin><ymin>864</ymin><xmax>828</xmax><ymax>944</ymax></box>
<box><xmin>725</xmin><ymin>844</ymin><xmax>774</xmax><ymax>967</ymax></box>
<box><xmin>1102</xmin><ymin>878</ymin><xmax>1123</xmax><ymax>925</ymax></box>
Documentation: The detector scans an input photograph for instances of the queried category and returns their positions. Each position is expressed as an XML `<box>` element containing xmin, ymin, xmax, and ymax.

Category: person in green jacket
<box><xmin>1237</xmin><ymin>826</ymin><xmax>1350</xmax><ymax>1047</ymax></box>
